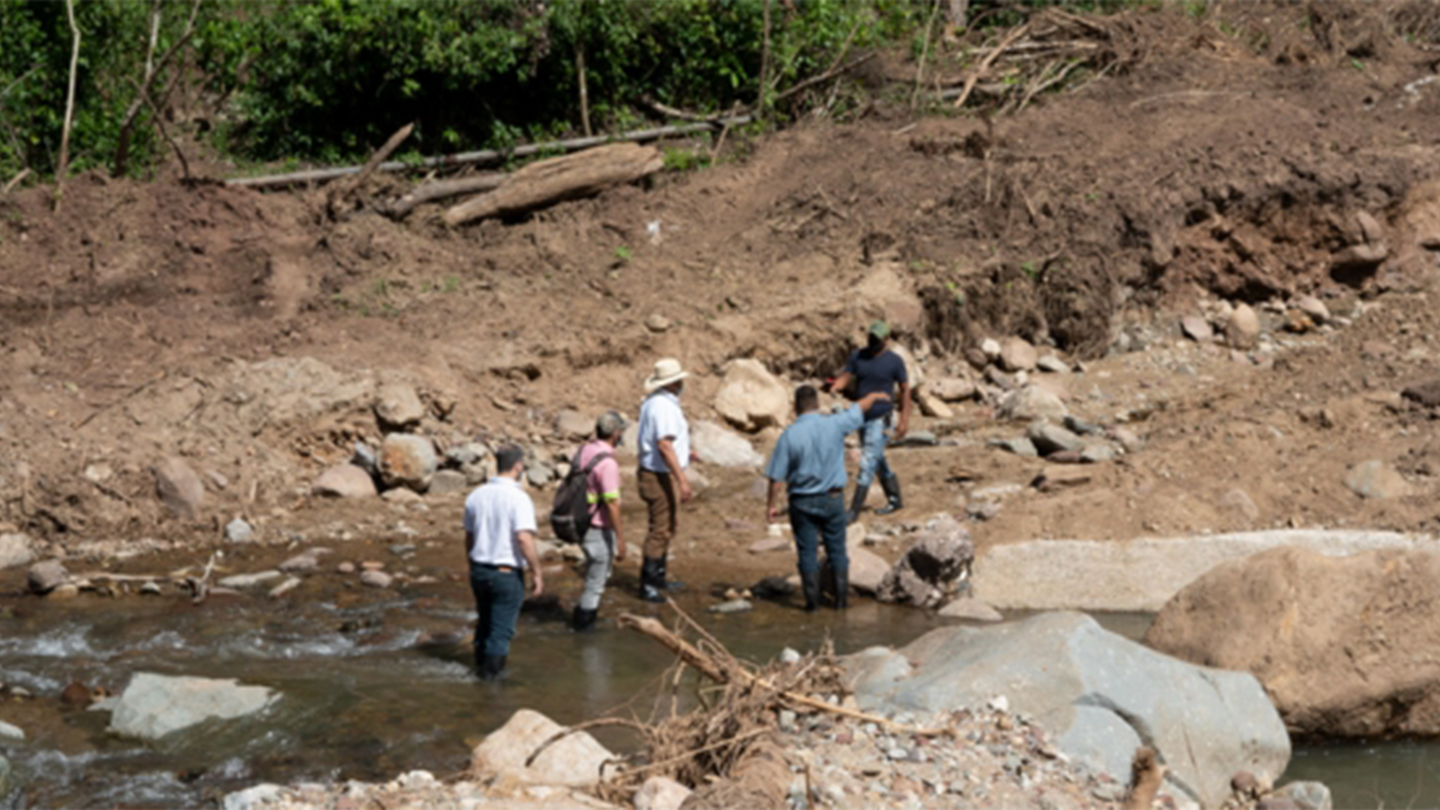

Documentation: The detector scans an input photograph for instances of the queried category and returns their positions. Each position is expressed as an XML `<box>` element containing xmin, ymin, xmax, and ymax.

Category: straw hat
<box><xmin>644</xmin><ymin>358</ymin><xmax>689</xmax><ymax>393</ymax></box>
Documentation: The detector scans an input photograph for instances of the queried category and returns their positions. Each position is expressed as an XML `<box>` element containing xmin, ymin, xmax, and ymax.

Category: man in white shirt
<box><xmin>636</xmin><ymin>358</ymin><xmax>692</xmax><ymax>603</ymax></box>
<box><xmin>464</xmin><ymin>445</ymin><xmax>544</xmax><ymax>682</ymax></box>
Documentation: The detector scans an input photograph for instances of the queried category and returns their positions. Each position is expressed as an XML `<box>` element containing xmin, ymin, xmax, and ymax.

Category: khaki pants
<box><xmin>638</xmin><ymin>468</ymin><xmax>678</xmax><ymax>559</ymax></box>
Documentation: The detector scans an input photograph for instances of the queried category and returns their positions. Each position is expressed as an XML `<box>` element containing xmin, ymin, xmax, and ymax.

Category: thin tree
<box><xmin>55</xmin><ymin>0</ymin><xmax>82</xmax><ymax>208</ymax></box>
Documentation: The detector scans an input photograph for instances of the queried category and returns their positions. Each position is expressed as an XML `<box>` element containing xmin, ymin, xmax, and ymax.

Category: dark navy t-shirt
<box><xmin>844</xmin><ymin>348</ymin><xmax>908</xmax><ymax>421</ymax></box>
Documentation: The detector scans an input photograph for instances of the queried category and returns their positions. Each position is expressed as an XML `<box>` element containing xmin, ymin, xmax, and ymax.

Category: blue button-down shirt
<box><xmin>765</xmin><ymin>405</ymin><xmax>865</xmax><ymax>495</ymax></box>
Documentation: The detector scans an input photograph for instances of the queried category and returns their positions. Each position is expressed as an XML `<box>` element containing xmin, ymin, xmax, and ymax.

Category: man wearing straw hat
<box><xmin>636</xmin><ymin>358</ymin><xmax>693</xmax><ymax>603</ymax></box>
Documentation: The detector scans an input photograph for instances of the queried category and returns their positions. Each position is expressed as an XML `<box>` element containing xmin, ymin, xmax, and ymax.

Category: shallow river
<box><xmin>0</xmin><ymin>583</ymin><xmax>1430</xmax><ymax>807</ymax></box>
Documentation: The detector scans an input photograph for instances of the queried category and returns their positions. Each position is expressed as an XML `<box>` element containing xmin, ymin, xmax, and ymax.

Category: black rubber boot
<box><xmin>572</xmin><ymin>606</ymin><xmax>598</xmax><ymax>632</ymax></box>
<box><xmin>478</xmin><ymin>654</ymin><xmax>507</xmax><ymax>682</ymax></box>
<box><xmin>875</xmin><ymin>473</ymin><xmax>903</xmax><ymax>516</ymax></box>
<box><xmin>639</xmin><ymin>557</ymin><xmax>666</xmax><ymax>603</ymax></box>
<box><xmin>656</xmin><ymin>556</ymin><xmax>685</xmax><ymax>592</ymax></box>
<box><xmin>800</xmin><ymin>569</ymin><xmax>821</xmax><ymax>612</ymax></box>
<box><xmin>831</xmin><ymin>565</ymin><xmax>850</xmax><ymax>610</ymax></box>
<box><xmin>846</xmin><ymin>484</ymin><xmax>870</xmax><ymax>525</ymax></box>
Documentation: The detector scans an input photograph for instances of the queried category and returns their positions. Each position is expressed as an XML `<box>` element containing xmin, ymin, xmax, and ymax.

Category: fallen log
<box><xmin>381</xmin><ymin>173</ymin><xmax>505</xmax><ymax>219</ymax></box>
<box><xmin>443</xmin><ymin>142</ymin><xmax>664</xmax><ymax>226</ymax></box>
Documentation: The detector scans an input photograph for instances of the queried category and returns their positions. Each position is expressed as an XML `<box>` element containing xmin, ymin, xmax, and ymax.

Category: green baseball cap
<box><xmin>868</xmin><ymin>320</ymin><xmax>891</xmax><ymax>339</ymax></box>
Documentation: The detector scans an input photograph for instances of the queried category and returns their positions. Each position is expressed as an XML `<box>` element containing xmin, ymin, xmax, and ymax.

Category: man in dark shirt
<box><xmin>828</xmin><ymin>320</ymin><xmax>910</xmax><ymax>524</ymax></box>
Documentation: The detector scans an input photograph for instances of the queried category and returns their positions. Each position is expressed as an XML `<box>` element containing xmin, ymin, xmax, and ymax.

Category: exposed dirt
<box><xmin>1</xmin><ymin>2</ymin><xmax>1440</xmax><ymax>602</ymax></box>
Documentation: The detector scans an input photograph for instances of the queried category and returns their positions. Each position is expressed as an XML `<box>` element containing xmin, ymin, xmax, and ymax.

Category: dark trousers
<box><xmin>789</xmin><ymin>491</ymin><xmax>848</xmax><ymax>575</ymax></box>
<box><xmin>469</xmin><ymin>562</ymin><xmax>525</xmax><ymax>659</ymax></box>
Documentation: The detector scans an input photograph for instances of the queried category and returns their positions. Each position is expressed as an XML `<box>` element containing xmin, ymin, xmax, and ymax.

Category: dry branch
<box><xmin>2</xmin><ymin>169</ymin><xmax>30</xmax><ymax>195</ymax></box>
<box><xmin>953</xmin><ymin>22</ymin><xmax>1031</xmax><ymax>108</ymax></box>
<box><xmin>327</xmin><ymin>122</ymin><xmax>414</xmax><ymax>217</ymax></box>
<box><xmin>443</xmin><ymin>142</ymin><xmax>663</xmax><ymax>226</ymax></box>
<box><xmin>382</xmin><ymin>174</ymin><xmax>506</xmax><ymax>219</ymax></box>
<box><xmin>113</xmin><ymin>0</ymin><xmax>202</xmax><ymax>177</ymax></box>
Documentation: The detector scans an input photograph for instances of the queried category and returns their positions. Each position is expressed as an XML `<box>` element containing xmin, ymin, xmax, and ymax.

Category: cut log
<box><xmin>443</xmin><ymin>142</ymin><xmax>664</xmax><ymax>226</ymax></box>
<box><xmin>382</xmin><ymin>173</ymin><xmax>505</xmax><ymax>219</ymax></box>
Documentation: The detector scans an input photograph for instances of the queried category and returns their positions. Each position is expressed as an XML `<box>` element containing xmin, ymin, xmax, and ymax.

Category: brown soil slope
<box><xmin>1</xmin><ymin>3</ymin><xmax>1439</xmax><ymax>566</ymax></box>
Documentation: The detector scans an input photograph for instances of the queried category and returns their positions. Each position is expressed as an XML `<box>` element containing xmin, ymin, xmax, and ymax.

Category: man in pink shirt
<box><xmin>572</xmin><ymin>410</ymin><xmax>628</xmax><ymax>631</ymax></box>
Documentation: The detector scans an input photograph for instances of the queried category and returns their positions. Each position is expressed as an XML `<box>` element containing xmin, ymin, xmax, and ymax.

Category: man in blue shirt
<box><xmin>766</xmin><ymin>385</ymin><xmax>890</xmax><ymax>611</ymax></box>
<box><xmin>828</xmin><ymin>320</ymin><xmax>910</xmax><ymax>524</ymax></box>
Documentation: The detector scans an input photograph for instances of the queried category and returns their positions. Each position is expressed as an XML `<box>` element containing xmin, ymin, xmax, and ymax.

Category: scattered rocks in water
<box><xmin>217</xmin><ymin>571</ymin><xmax>284</xmax><ymax>589</ymax></box>
<box><xmin>108</xmin><ymin>673</ymin><xmax>277</xmax><ymax>741</ymax></box>
<box><xmin>224</xmin><ymin>518</ymin><xmax>255</xmax><ymax>544</ymax></box>
<box><xmin>268</xmin><ymin>577</ymin><xmax>302</xmax><ymax>599</ymax></box>
<box><xmin>360</xmin><ymin>570</ymin><xmax>394</xmax><ymax>589</ymax></box>
<box><xmin>708</xmin><ymin>598</ymin><xmax>753</xmax><ymax>614</ymax></box>
<box><xmin>154</xmin><ymin>456</ymin><xmax>205</xmax><ymax>519</ymax></box>
<box><xmin>876</xmin><ymin>514</ymin><xmax>973</xmax><ymax>608</ymax></box>
<box><xmin>27</xmin><ymin>559</ymin><xmax>70</xmax><ymax>594</ymax></box>
<box><xmin>373</xmin><ymin>382</ymin><xmax>425</xmax><ymax>432</ymax></box>
<box><xmin>0</xmin><ymin>533</ymin><xmax>35</xmax><ymax>571</ymax></box>
<box><xmin>1343</xmin><ymin>460</ymin><xmax>1412</xmax><ymax>499</ymax></box>
<box><xmin>311</xmin><ymin>465</ymin><xmax>377</xmax><ymax>499</ymax></box>
<box><xmin>471</xmin><ymin>708</ymin><xmax>615</xmax><ymax>788</ymax></box>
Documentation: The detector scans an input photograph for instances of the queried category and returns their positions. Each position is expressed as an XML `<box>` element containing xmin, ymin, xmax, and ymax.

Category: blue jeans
<box><xmin>856</xmin><ymin>416</ymin><xmax>892</xmax><ymax>488</ymax></box>
<box><xmin>789</xmin><ymin>491</ymin><xmax>848</xmax><ymax>576</ymax></box>
<box><xmin>469</xmin><ymin>562</ymin><xmax>525</xmax><ymax>659</ymax></box>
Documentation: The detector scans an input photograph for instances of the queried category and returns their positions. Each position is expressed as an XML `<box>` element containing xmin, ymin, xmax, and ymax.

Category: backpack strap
<box><xmin>577</xmin><ymin>450</ymin><xmax>613</xmax><ymax>476</ymax></box>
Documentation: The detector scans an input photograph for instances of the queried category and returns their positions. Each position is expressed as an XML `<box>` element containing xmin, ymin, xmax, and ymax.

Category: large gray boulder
<box><xmin>108</xmin><ymin>673</ymin><xmax>278</xmax><ymax>740</ymax></box>
<box><xmin>470</xmin><ymin>708</ymin><xmax>615</xmax><ymax>788</ymax></box>
<box><xmin>379</xmin><ymin>434</ymin><xmax>438</xmax><ymax>493</ymax></box>
<box><xmin>714</xmin><ymin>359</ymin><xmax>789</xmax><ymax>433</ymax></box>
<box><xmin>373</xmin><ymin>382</ymin><xmax>425</xmax><ymax>431</ymax></box>
<box><xmin>691</xmin><ymin>420</ymin><xmax>764</xmax><ymax>468</ymax></box>
<box><xmin>850</xmin><ymin>612</ymin><xmax>1289</xmax><ymax>809</ymax></box>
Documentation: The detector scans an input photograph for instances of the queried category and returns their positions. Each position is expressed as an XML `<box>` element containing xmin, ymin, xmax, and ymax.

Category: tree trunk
<box><xmin>382</xmin><ymin>174</ymin><xmax>506</xmax><ymax>219</ymax></box>
<box><xmin>443</xmin><ymin>142</ymin><xmax>664</xmax><ymax>226</ymax></box>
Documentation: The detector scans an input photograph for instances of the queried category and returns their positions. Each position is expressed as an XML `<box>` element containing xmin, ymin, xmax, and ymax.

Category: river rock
<box><xmin>714</xmin><ymin>358</ymin><xmax>789</xmax><ymax>432</ymax></box>
<box><xmin>224</xmin><ymin>518</ymin><xmax>255</xmax><ymax>544</ymax></box>
<box><xmin>1343</xmin><ymin>460</ymin><xmax>1413</xmax><ymax>499</ymax></box>
<box><xmin>49</xmin><ymin>583</ymin><xmax>79</xmax><ymax>600</ymax></box>
<box><xmin>108</xmin><ymin>672</ymin><xmax>278</xmax><ymax>740</ymax></box>
<box><xmin>915</xmin><ymin>389</ymin><xmax>953</xmax><ymax>419</ymax></box>
<box><xmin>876</xmin><ymin>514</ymin><xmax>974</xmax><ymax>608</ymax></box>
<box><xmin>382</xmin><ymin>487</ymin><xmax>422</xmax><ymax>504</ymax></box>
<box><xmin>644</xmin><ymin>313</ymin><xmax>672</xmax><ymax>333</ymax></box>
<box><xmin>635</xmin><ymin>775</ymin><xmax>692</xmax><ymax>810</ymax></box>
<box><xmin>1332</xmin><ymin>242</ymin><xmax>1388</xmax><ymax>272</ymax></box>
<box><xmin>380</xmin><ymin>434</ymin><xmax>438</xmax><ymax>493</ymax></box>
<box><xmin>708</xmin><ymin>598</ymin><xmax>753</xmax><ymax>614</ymax></box>
<box><xmin>1275</xmin><ymin>781</ymin><xmax>1332</xmax><ymax>810</ymax></box>
<box><xmin>0</xmin><ymin>721</ymin><xmax>22</xmax><ymax>741</ymax></box>
<box><xmin>1295</xmin><ymin>296</ymin><xmax>1330</xmax><ymax>324</ymax></box>
<box><xmin>217</xmin><ymin>570</ymin><xmax>284</xmax><ymax>589</ymax></box>
<box><xmin>27</xmin><ymin>559</ymin><xmax>69</xmax><ymax>594</ymax></box>
<box><xmin>374</xmin><ymin>382</ymin><xmax>425</xmax><ymax>431</ymax></box>
<box><xmin>554</xmin><ymin>409</ymin><xmax>593</xmax><ymax>440</ymax></box>
<box><xmin>997</xmin><ymin>385</ymin><xmax>1067</xmax><ymax>422</ymax></box>
<box><xmin>980</xmin><ymin>338</ymin><xmax>1002</xmax><ymax>361</ymax></box>
<box><xmin>0</xmin><ymin>533</ymin><xmax>35</xmax><ymax>570</ymax></box>
<box><xmin>845</xmin><ymin>545</ymin><xmax>892</xmax><ymax>595</ymax></box>
<box><xmin>998</xmin><ymin>337</ymin><xmax>1038</xmax><ymax>372</ymax></box>
<box><xmin>1145</xmin><ymin>546</ymin><xmax>1440</xmax><ymax>737</ymax></box>
<box><xmin>154</xmin><ymin>456</ymin><xmax>205</xmax><ymax>519</ymax></box>
<box><xmin>471</xmin><ymin>708</ymin><xmax>615</xmax><ymax>788</ymax></box>
<box><xmin>690</xmin><ymin>420</ymin><xmax>764</xmax><ymax>468</ymax></box>
<box><xmin>427</xmin><ymin>469</ymin><xmax>470</xmax><ymax>496</ymax></box>
<box><xmin>929</xmin><ymin>377</ymin><xmax>976</xmax><ymax>402</ymax></box>
<box><xmin>1026</xmin><ymin>421</ymin><xmax>1084</xmax><ymax>455</ymax></box>
<box><xmin>222</xmin><ymin>784</ymin><xmax>287</xmax><ymax>810</ymax></box>
<box><xmin>990</xmin><ymin>436</ymin><xmax>1038</xmax><ymax>457</ymax></box>
<box><xmin>279</xmin><ymin>550</ymin><xmax>325</xmax><ymax>573</ymax></box>
<box><xmin>973</xmin><ymin>529</ymin><xmax>1430</xmax><ymax>612</ymax></box>
<box><xmin>851</xmin><ymin>612</ymin><xmax>1289</xmax><ymax>808</ymax></box>
<box><xmin>1036</xmin><ymin>355</ymin><xmax>1070</xmax><ymax>374</ymax></box>
<box><xmin>1080</xmin><ymin>443</ymin><xmax>1117</xmax><ymax>464</ymax></box>
<box><xmin>526</xmin><ymin>462</ymin><xmax>554</xmax><ymax>488</ymax></box>
<box><xmin>360</xmin><ymin>570</ymin><xmax>394</xmax><ymax>589</ymax></box>
<box><xmin>1181</xmin><ymin>315</ymin><xmax>1214</xmax><ymax>342</ymax></box>
<box><xmin>312</xmin><ymin>465</ymin><xmax>377</xmax><ymax>499</ymax></box>
<box><xmin>1227</xmin><ymin>303</ymin><xmax>1261</xmax><ymax>349</ymax></box>
<box><xmin>938</xmin><ymin>596</ymin><xmax>1003</xmax><ymax>622</ymax></box>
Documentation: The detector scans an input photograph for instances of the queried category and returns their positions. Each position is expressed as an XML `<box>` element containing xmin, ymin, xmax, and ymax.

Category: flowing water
<box><xmin>0</xmin><ymin>582</ymin><xmax>1430</xmax><ymax>807</ymax></box>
